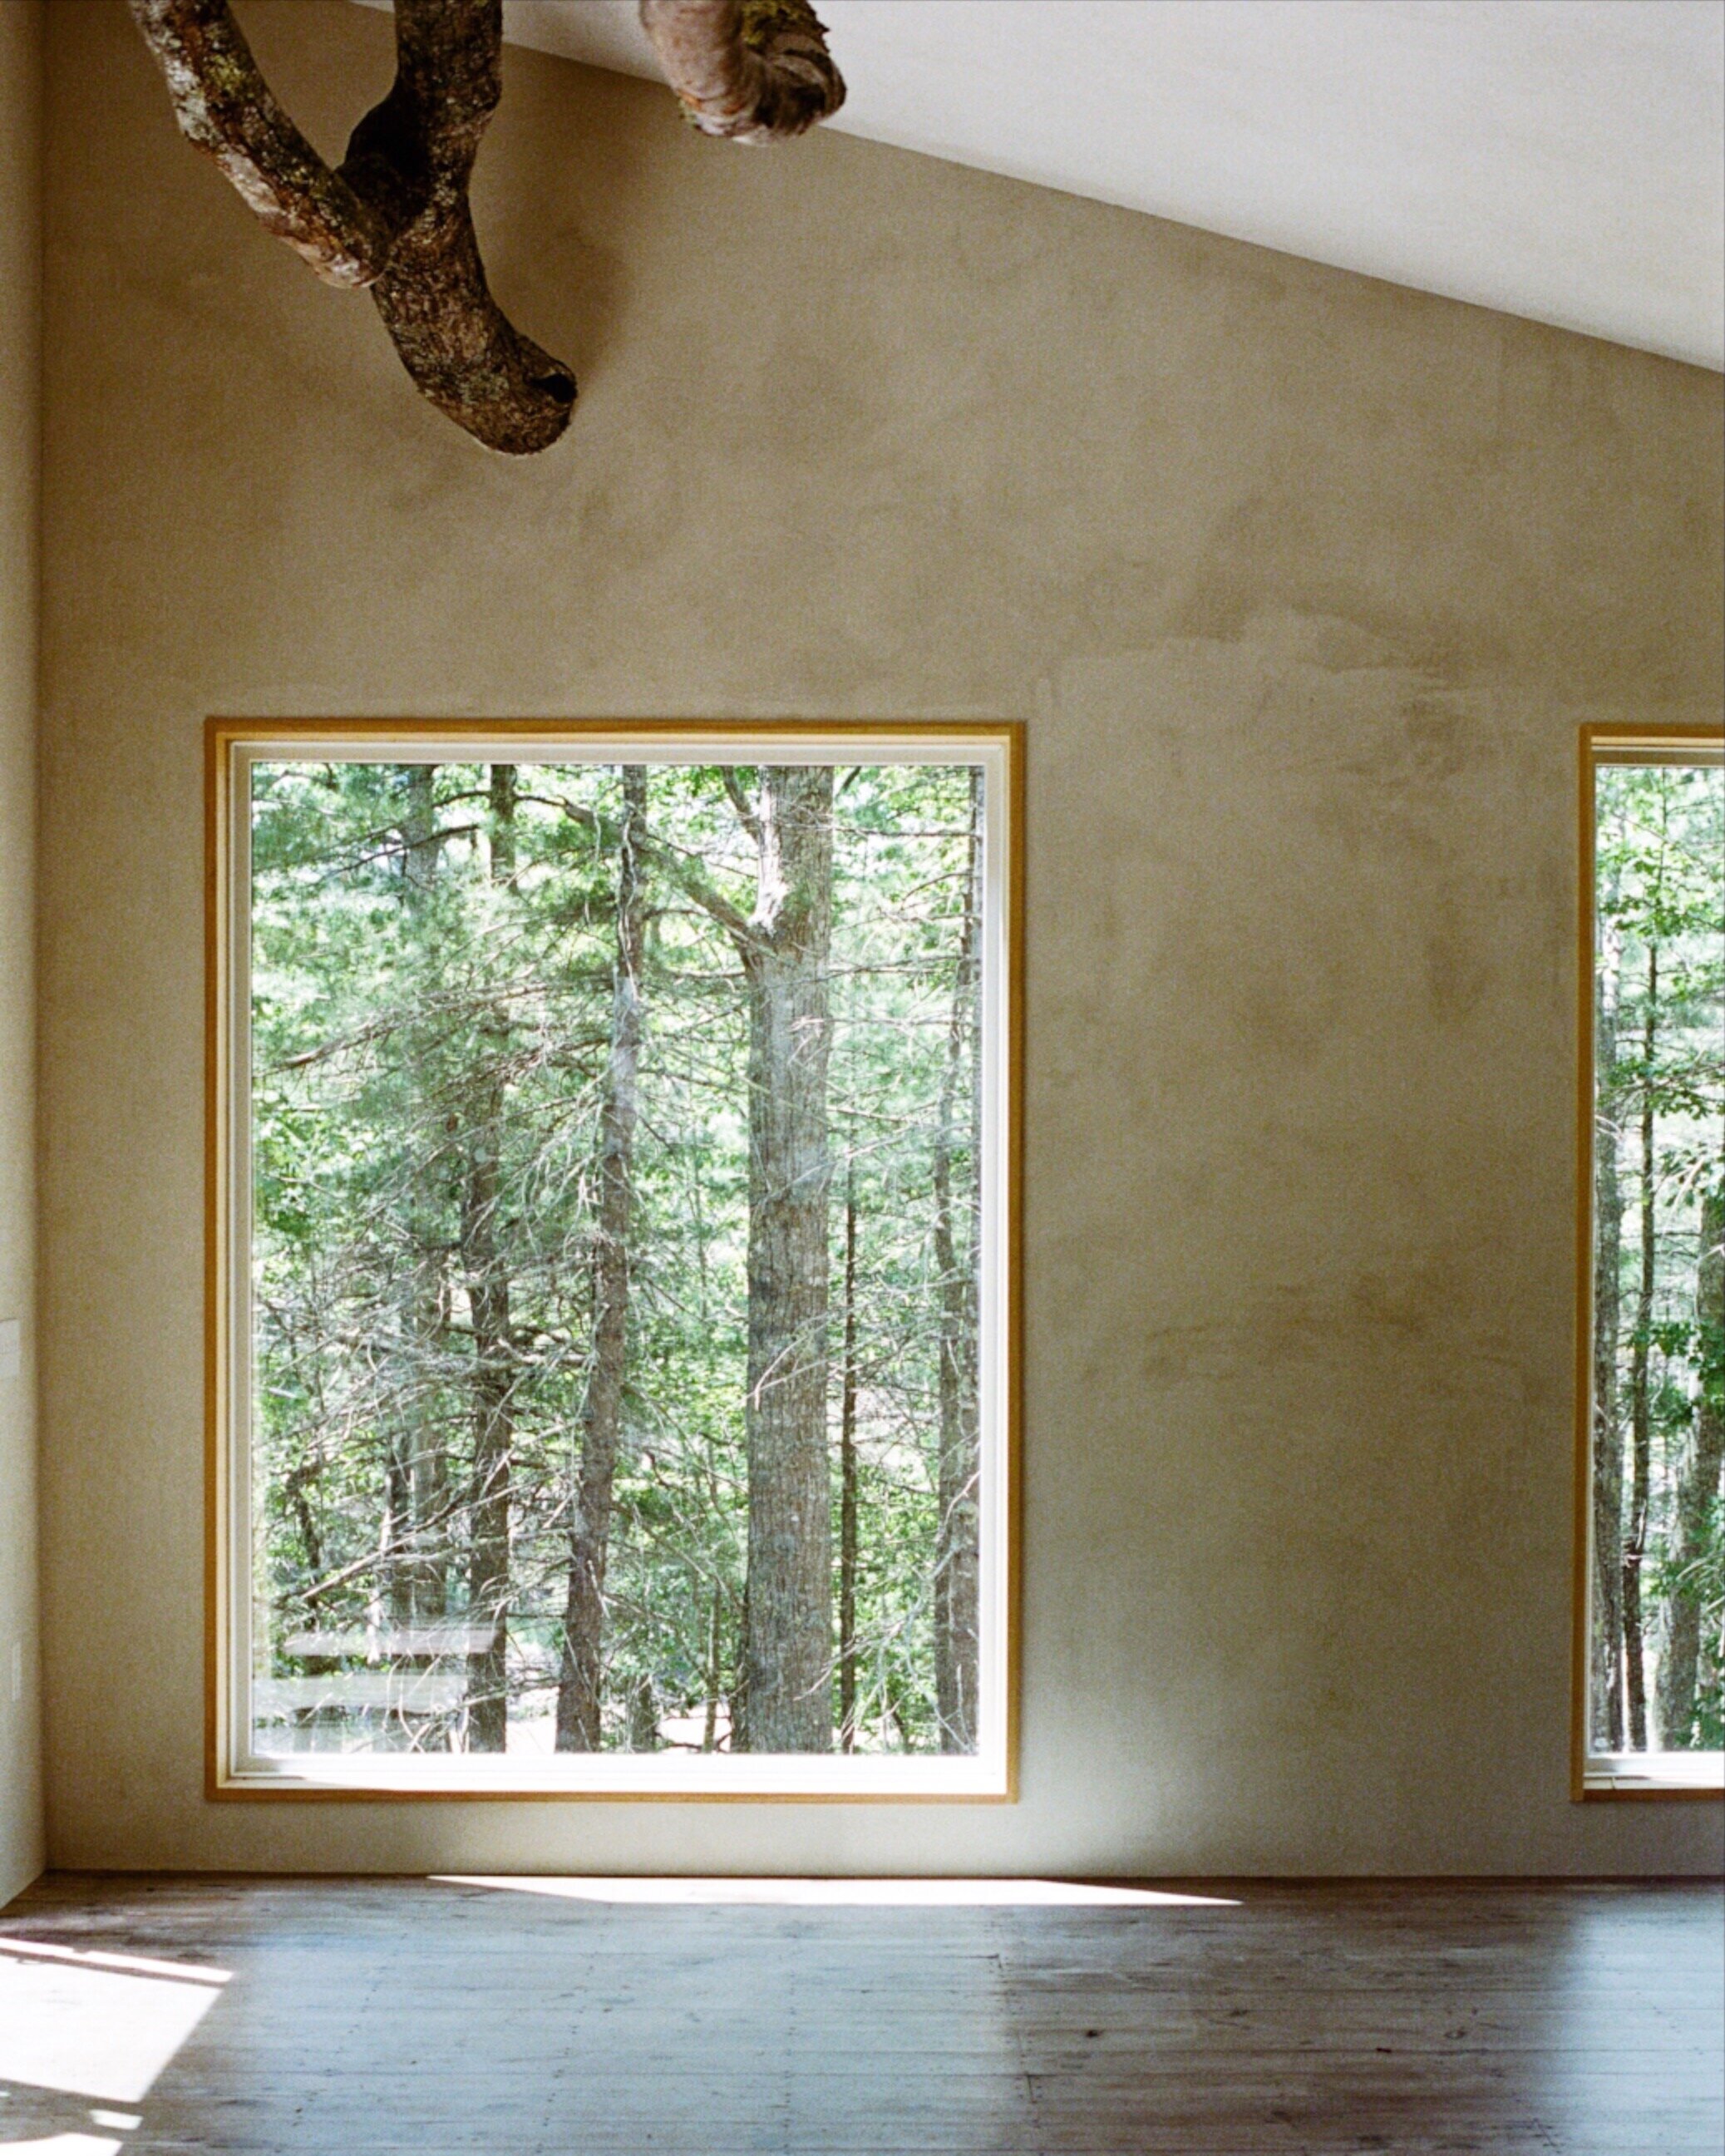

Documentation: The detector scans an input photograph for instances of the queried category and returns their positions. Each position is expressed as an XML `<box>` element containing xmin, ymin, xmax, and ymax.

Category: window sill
<box><xmin>214</xmin><ymin>1749</ymin><xmax>1014</xmax><ymax>1803</ymax></box>
<box><xmin>1580</xmin><ymin>1754</ymin><xmax>1724</xmax><ymax>1801</ymax></box>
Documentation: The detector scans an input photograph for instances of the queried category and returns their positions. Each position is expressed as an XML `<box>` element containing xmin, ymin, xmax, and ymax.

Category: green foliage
<box><xmin>1592</xmin><ymin>760</ymin><xmax>1724</xmax><ymax>1754</ymax></box>
<box><xmin>249</xmin><ymin>758</ymin><xmax>981</xmax><ymax>1759</ymax></box>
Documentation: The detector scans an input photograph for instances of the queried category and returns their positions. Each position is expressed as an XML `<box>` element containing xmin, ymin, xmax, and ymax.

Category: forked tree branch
<box><xmin>639</xmin><ymin>0</ymin><xmax>845</xmax><ymax>144</ymax></box>
<box><xmin>719</xmin><ymin>767</ymin><xmax>765</xmax><ymax>847</ymax></box>
<box><xmin>562</xmin><ymin>798</ymin><xmax>759</xmax><ymax>952</ymax></box>
<box><xmin>127</xmin><ymin>0</ymin><xmax>392</xmax><ymax>286</ymax></box>
<box><xmin>129</xmin><ymin>0</ymin><xmax>576</xmax><ymax>454</ymax></box>
<box><xmin>131</xmin><ymin>0</ymin><xmax>845</xmax><ymax>450</ymax></box>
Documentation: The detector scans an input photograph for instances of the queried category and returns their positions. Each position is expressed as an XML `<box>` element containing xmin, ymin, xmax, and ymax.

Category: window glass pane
<box><xmin>1589</xmin><ymin>758</ymin><xmax>1724</xmax><ymax>1757</ymax></box>
<box><xmin>246</xmin><ymin>757</ymin><xmax>990</xmax><ymax>1763</ymax></box>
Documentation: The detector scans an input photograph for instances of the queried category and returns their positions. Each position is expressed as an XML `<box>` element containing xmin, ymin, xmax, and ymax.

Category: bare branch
<box><xmin>720</xmin><ymin>767</ymin><xmax>764</xmax><ymax>847</ymax></box>
<box><xmin>129</xmin><ymin>0</ymin><xmax>575</xmax><ymax>455</ymax></box>
<box><xmin>647</xmin><ymin>837</ymin><xmax>759</xmax><ymax>952</ymax></box>
<box><xmin>126</xmin><ymin>0</ymin><xmax>391</xmax><ymax>287</ymax></box>
<box><xmin>347</xmin><ymin>0</ymin><xmax>577</xmax><ymax>455</ymax></box>
<box><xmin>560</xmin><ymin>797</ymin><xmax>758</xmax><ymax>950</ymax></box>
<box><xmin>640</xmin><ymin>0</ymin><xmax>845</xmax><ymax>145</ymax></box>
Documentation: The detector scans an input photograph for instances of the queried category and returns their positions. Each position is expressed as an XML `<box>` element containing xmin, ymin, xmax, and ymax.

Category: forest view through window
<box><xmin>1586</xmin><ymin>748</ymin><xmax>1723</xmax><ymax>1775</ymax></box>
<box><xmin>227</xmin><ymin>733</ymin><xmax>1015</xmax><ymax>1791</ymax></box>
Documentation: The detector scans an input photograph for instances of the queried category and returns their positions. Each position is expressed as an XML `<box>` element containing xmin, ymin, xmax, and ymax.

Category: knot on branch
<box><xmin>641</xmin><ymin>0</ymin><xmax>846</xmax><ymax>144</ymax></box>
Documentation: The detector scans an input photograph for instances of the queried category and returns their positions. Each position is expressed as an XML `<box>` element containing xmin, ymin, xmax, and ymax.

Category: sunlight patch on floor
<box><xmin>0</xmin><ymin>1941</ymin><xmax>229</xmax><ymax>2105</ymax></box>
<box><xmin>435</xmin><ymin>1874</ymin><xmax>1239</xmax><ymax>1907</ymax></box>
<box><xmin>0</xmin><ymin>2138</ymin><xmax>125</xmax><ymax>2155</ymax></box>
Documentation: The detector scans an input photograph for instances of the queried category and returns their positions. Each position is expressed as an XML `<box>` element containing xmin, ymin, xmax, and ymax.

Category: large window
<box><xmin>1577</xmin><ymin>728</ymin><xmax>1723</xmax><ymax>1797</ymax></box>
<box><xmin>210</xmin><ymin>724</ymin><xmax>1019</xmax><ymax>1796</ymax></box>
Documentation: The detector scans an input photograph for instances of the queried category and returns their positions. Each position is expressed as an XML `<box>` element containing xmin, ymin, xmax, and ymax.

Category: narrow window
<box><xmin>210</xmin><ymin>725</ymin><xmax>1019</xmax><ymax>1798</ymax></box>
<box><xmin>1578</xmin><ymin>729</ymin><xmax>1724</xmax><ymax>1796</ymax></box>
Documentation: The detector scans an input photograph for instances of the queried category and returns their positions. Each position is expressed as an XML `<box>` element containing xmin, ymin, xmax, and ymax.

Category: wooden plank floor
<box><xmin>1</xmin><ymin>1874</ymin><xmax>1719</xmax><ymax>2154</ymax></box>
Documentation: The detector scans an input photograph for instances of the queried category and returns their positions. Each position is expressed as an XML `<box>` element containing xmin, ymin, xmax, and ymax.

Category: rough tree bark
<box><xmin>128</xmin><ymin>0</ymin><xmax>576</xmax><ymax>453</ymax></box>
<box><xmin>1655</xmin><ymin>1188</ymin><xmax>1725</xmax><ymax>1748</ymax></box>
<box><xmin>461</xmin><ymin>765</ymin><xmax>518</xmax><ymax>1753</ymax></box>
<box><xmin>733</xmin><ymin>767</ymin><xmax>835</xmax><ymax>1753</ymax></box>
<box><xmin>639</xmin><ymin>0</ymin><xmax>845</xmax><ymax>142</ymax></box>
<box><xmin>932</xmin><ymin>770</ymin><xmax>982</xmax><ymax>1754</ymax></box>
<box><xmin>557</xmin><ymin>768</ymin><xmax>650</xmax><ymax>1752</ymax></box>
<box><xmin>1623</xmin><ymin>942</ymin><xmax>1659</xmax><ymax>1752</ymax></box>
<box><xmin>1591</xmin><ymin>920</ymin><xmax>1628</xmax><ymax>1750</ymax></box>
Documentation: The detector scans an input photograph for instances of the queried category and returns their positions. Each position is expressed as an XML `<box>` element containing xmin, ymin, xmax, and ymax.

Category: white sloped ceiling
<box><xmin>348</xmin><ymin>0</ymin><xmax>1724</xmax><ymax>368</ymax></box>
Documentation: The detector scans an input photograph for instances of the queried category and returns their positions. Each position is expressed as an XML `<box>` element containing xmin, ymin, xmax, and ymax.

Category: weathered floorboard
<box><xmin>0</xmin><ymin>1875</ymin><xmax>1718</xmax><ymax>2154</ymax></box>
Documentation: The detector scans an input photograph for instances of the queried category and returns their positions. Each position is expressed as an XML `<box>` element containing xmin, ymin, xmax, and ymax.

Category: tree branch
<box><xmin>639</xmin><ymin>0</ymin><xmax>845</xmax><ymax>144</ymax></box>
<box><xmin>559</xmin><ymin>798</ymin><xmax>758</xmax><ymax>950</ymax></box>
<box><xmin>126</xmin><ymin>0</ymin><xmax>392</xmax><ymax>287</ymax></box>
<box><xmin>720</xmin><ymin>767</ymin><xmax>764</xmax><ymax>847</ymax></box>
<box><xmin>129</xmin><ymin>0</ymin><xmax>575</xmax><ymax>455</ymax></box>
<box><xmin>347</xmin><ymin>0</ymin><xmax>576</xmax><ymax>454</ymax></box>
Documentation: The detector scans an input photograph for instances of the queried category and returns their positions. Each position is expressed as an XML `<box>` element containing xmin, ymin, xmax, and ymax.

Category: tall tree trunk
<box><xmin>1655</xmin><ymin>1188</ymin><xmax>1725</xmax><ymax>1748</ymax></box>
<box><xmin>557</xmin><ymin>767</ymin><xmax>649</xmax><ymax>1751</ymax></box>
<box><xmin>461</xmin><ymin>1130</ymin><xmax>511</xmax><ymax>1749</ymax></box>
<box><xmin>837</xmin><ymin>1164</ymin><xmax>860</xmax><ymax>1752</ymax></box>
<box><xmin>1591</xmin><ymin>923</ymin><xmax>1628</xmax><ymax>1749</ymax></box>
<box><xmin>389</xmin><ymin>763</ymin><xmax>450</xmax><ymax>1639</ymax></box>
<box><xmin>702</xmin><ymin>1588</ymin><xmax>723</xmax><ymax>1752</ymax></box>
<box><xmin>932</xmin><ymin>770</ymin><xmax>982</xmax><ymax>1753</ymax></box>
<box><xmin>737</xmin><ymin>766</ymin><xmax>835</xmax><ymax>1753</ymax></box>
<box><xmin>728</xmin><ymin>1580</ymin><xmax>749</xmax><ymax>1754</ymax></box>
<box><xmin>612</xmin><ymin>765</ymin><xmax>836</xmax><ymax>1750</ymax></box>
<box><xmin>1623</xmin><ymin>943</ymin><xmax>1659</xmax><ymax>1751</ymax></box>
<box><xmin>462</xmin><ymin>764</ymin><xmax>517</xmax><ymax>1753</ymax></box>
<box><xmin>628</xmin><ymin>1673</ymin><xmax>659</xmax><ymax>1752</ymax></box>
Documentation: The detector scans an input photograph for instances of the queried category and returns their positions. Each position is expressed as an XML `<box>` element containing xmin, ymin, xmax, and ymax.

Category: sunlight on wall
<box><xmin>436</xmin><ymin>1874</ymin><xmax>1240</xmax><ymax>1907</ymax></box>
<box><xmin>0</xmin><ymin>1940</ymin><xmax>229</xmax><ymax>2105</ymax></box>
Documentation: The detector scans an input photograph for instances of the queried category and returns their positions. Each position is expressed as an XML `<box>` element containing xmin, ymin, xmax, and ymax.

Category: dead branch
<box><xmin>128</xmin><ymin>0</ymin><xmax>575</xmax><ymax>454</ymax></box>
<box><xmin>639</xmin><ymin>0</ymin><xmax>845</xmax><ymax>144</ymax></box>
<box><xmin>345</xmin><ymin>0</ymin><xmax>576</xmax><ymax>453</ymax></box>
<box><xmin>127</xmin><ymin>0</ymin><xmax>392</xmax><ymax>286</ymax></box>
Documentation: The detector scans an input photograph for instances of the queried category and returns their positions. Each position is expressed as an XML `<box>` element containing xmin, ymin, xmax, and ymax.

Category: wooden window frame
<box><xmin>1572</xmin><ymin>723</ymin><xmax>1725</xmax><ymax>1802</ymax></box>
<box><xmin>206</xmin><ymin>718</ymin><xmax>1023</xmax><ymax>1803</ymax></box>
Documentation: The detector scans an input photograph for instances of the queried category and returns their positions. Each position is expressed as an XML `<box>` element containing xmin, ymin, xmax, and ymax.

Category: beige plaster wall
<box><xmin>0</xmin><ymin>0</ymin><xmax>43</xmax><ymax>1911</ymax></box>
<box><xmin>40</xmin><ymin>0</ymin><xmax>1725</xmax><ymax>1875</ymax></box>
